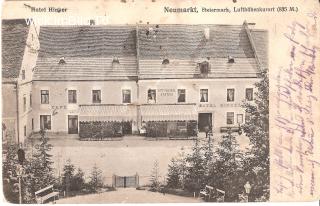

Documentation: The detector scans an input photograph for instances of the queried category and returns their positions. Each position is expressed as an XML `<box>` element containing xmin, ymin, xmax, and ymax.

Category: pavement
<box><xmin>56</xmin><ymin>188</ymin><xmax>203</xmax><ymax>203</ymax></box>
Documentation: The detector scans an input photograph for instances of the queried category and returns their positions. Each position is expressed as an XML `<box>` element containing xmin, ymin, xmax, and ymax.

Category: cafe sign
<box><xmin>157</xmin><ymin>89</ymin><xmax>176</xmax><ymax>97</ymax></box>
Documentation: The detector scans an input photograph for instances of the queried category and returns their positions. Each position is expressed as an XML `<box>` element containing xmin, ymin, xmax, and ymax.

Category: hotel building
<box><xmin>2</xmin><ymin>21</ymin><xmax>268</xmax><ymax>142</ymax></box>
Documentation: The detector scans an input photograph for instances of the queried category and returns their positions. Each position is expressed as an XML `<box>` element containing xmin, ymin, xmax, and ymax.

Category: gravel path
<box><xmin>56</xmin><ymin>188</ymin><xmax>203</xmax><ymax>203</ymax></box>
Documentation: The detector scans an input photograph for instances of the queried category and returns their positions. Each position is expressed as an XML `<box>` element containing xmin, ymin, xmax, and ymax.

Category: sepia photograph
<box><xmin>1</xmin><ymin>0</ymin><xmax>319</xmax><ymax>204</ymax></box>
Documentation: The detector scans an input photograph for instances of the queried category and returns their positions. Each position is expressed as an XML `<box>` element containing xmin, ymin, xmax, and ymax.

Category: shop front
<box><xmin>78</xmin><ymin>104</ymin><xmax>137</xmax><ymax>140</ymax></box>
<box><xmin>140</xmin><ymin>104</ymin><xmax>198</xmax><ymax>138</ymax></box>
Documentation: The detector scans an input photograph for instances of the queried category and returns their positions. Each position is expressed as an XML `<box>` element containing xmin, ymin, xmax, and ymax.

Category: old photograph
<box><xmin>1</xmin><ymin>0</ymin><xmax>319</xmax><ymax>204</ymax></box>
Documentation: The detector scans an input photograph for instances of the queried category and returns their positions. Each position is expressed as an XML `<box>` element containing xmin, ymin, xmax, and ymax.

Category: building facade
<box><xmin>2</xmin><ymin>21</ymin><xmax>268</xmax><ymax>141</ymax></box>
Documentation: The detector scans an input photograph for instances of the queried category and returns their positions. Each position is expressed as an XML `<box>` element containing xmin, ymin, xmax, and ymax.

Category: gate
<box><xmin>112</xmin><ymin>173</ymin><xmax>139</xmax><ymax>188</ymax></box>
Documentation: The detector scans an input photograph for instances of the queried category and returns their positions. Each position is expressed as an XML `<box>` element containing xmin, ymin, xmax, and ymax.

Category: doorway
<box><xmin>198</xmin><ymin>113</ymin><xmax>212</xmax><ymax>132</ymax></box>
<box><xmin>68</xmin><ymin>115</ymin><xmax>78</xmax><ymax>134</ymax></box>
<box><xmin>122</xmin><ymin>122</ymin><xmax>132</xmax><ymax>135</ymax></box>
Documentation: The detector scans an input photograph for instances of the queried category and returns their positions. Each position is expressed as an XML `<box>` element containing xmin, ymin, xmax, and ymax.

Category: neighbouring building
<box><xmin>2</xmin><ymin>20</ymin><xmax>268</xmax><ymax>141</ymax></box>
<box><xmin>2</xmin><ymin>19</ymin><xmax>40</xmax><ymax>144</ymax></box>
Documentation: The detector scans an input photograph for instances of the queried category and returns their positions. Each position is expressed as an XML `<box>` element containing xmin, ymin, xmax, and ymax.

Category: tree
<box><xmin>88</xmin><ymin>164</ymin><xmax>104</xmax><ymax>192</ymax></box>
<box><xmin>23</xmin><ymin>130</ymin><xmax>55</xmax><ymax>203</ymax></box>
<box><xmin>208</xmin><ymin>130</ymin><xmax>245</xmax><ymax>201</ymax></box>
<box><xmin>2</xmin><ymin>143</ymin><xmax>20</xmax><ymax>203</ymax></box>
<box><xmin>184</xmin><ymin>138</ymin><xmax>206</xmax><ymax>192</ymax></box>
<box><xmin>150</xmin><ymin>160</ymin><xmax>160</xmax><ymax>192</ymax></box>
<box><xmin>241</xmin><ymin>70</ymin><xmax>269</xmax><ymax>201</ymax></box>
<box><xmin>166</xmin><ymin>158</ymin><xmax>181</xmax><ymax>189</ymax></box>
<box><xmin>61</xmin><ymin>159</ymin><xmax>75</xmax><ymax>196</ymax></box>
<box><xmin>72</xmin><ymin>168</ymin><xmax>85</xmax><ymax>192</ymax></box>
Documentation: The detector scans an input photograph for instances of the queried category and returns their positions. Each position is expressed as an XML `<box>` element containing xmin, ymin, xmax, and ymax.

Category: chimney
<box><xmin>204</xmin><ymin>27</ymin><xmax>210</xmax><ymax>40</ymax></box>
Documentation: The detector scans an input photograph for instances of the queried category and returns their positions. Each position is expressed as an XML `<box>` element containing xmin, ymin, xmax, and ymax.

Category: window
<box><xmin>32</xmin><ymin>118</ymin><xmax>34</xmax><ymax>131</ymax></box>
<box><xmin>177</xmin><ymin>89</ymin><xmax>186</xmax><ymax>103</ymax></box>
<box><xmin>237</xmin><ymin>114</ymin><xmax>243</xmax><ymax>124</ymax></box>
<box><xmin>23</xmin><ymin>96</ymin><xmax>26</xmax><ymax>112</ymax></box>
<box><xmin>227</xmin><ymin>112</ymin><xmax>234</xmax><ymax>125</ymax></box>
<box><xmin>199</xmin><ymin>61</ymin><xmax>209</xmax><ymax>74</ymax></box>
<box><xmin>40</xmin><ymin>115</ymin><xmax>51</xmax><ymax>130</ymax></box>
<box><xmin>92</xmin><ymin>90</ymin><xmax>101</xmax><ymax>103</ymax></box>
<box><xmin>147</xmin><ymin>89</ymin><xmax>156</xmax><ymax>103</ymax></box>
<box><xmin>21</xmin><ymin>70</ymin><xmax>25</xmax><ymax>80</ymax></box>
<box><xmin>122</xmin><ymin>89</ymin><xmax>131</xmax><ymax>103</ymax></box>
<box><xmin>68</xmin><ymin>90</ymin><xmax>77</xmax><ymax>104</ymax></box>
<box><xmin>245</xmin><ymin>112</ymin><xmax>250</xmax><ymax>123</ymax></box>
<box><xmin>227</xmin><ymin>89</ymin><xmax>235</xmax><ymax>102</ymax></box>
<box><xmin>41</xmin><ymin>90</ymin><xmax>49</xmax><ymax>104</ymax></box>
<box><xmin>246</xmin><ymin>88</ymin><xmax>253</xmax><ymax>101</ymax></box>
<box><xmin>24</xmin><ymin>125</ymin><xmax>26</xmax><ymax>137</ymax></box>
<box><xmin>30</xmin><ymin>94</ymin><xmax>32</xmax><ymax>107</ymax></box>
<box><xmin>200</xmin><ymin>89</ymin><xmax>208</xmax><ymax>102</ymax></box>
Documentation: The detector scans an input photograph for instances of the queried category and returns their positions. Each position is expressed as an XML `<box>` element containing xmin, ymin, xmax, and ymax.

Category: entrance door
<box><xmin>68</xmin><ymin>115</ymin><xmax>78</xmax><ymax>134</ymax></box>
<box><xmin>122</xmin><ymin>122</ymin><xmax>132</xmax><ymax>135</ymax></box>
<box><xmin>198</xmin><ymin>113</ymin><xmax>212</xmax><ymax>132</ymax></box>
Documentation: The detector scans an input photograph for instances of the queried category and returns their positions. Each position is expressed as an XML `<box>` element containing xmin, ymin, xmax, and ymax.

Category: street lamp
<box><xmin>244</xmin><ymin>181</ymin><xmax>251</xmax><ymax>202</ymax></box>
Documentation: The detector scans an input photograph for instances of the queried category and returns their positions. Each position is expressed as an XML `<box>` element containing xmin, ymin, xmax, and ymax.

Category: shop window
<box><xmin>177</xmin><ymin>89</ymin><xmax>186</xmax><ymax>103</ymax></box>
<box><xmin>227</xmin><ymin>112</ymin><xmax>234</xmax><ymax>125</ymax></box>
<box><xmin>23</xmin><ymin>96</ymin><xmax>26</xmax><ymax>112</ymax></box>
<box><xmin>227</xmin><ymin>89</ymin><xmax>235</xmax><ymax>102</ymax></box>
<box><xmin>246</xmin><ymin>88</ymin><xmax>253</xmax><ymax>101</ymax></box>
<box><xmin>92</xmin><ymin>90</ymin><xmax>101</xmax><ymax>103</ymax></box>
<box><xmin>68</xmin><ymin>90</ymin><xmax>77</xmax><ymax>104</ymax></box>
<box><xmin>237</xmin><ymin>114</ymin><xmax>243</xmax><ymax>124</ymax></box>
<box><xmin>148</xmin><ymin>89</ymin><xmax>156</xmax><ymax>103</ymax></box>
<box><xmin>41</xmin><ymin>90</ymin><xmax>49</xmax><ymax>104</ymax></box>
<box><xmin>40</xmin><ymin>115</ymin><xmax>51</xmax><ymax>130</ymax></box>
<box><xmin>122</xmin><ymin>89</ymin><xmax>131</xmax><ymax>103</ymax></box>
<box><xmin>200</xmin><ymin>89</ymin><xmax>208</xmax><ymax>102</ymax></box>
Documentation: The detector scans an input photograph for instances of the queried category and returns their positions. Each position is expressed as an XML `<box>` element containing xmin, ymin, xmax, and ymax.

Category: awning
<box><xmin>79</xmin><ymin>105</ymin><xmax>136</xmax><ymax>122</ymax></box>
<box><xmin>140</xmin><ymin>104</ymin><xmax>197</xmax><ymax>122</ymax></box>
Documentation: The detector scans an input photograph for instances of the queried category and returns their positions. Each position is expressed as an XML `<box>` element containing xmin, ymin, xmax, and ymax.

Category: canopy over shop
<box><xmin>79</xmin><ymin>105</ymin><xmax>137</xmax><ymax>138</ymax></box>
<box><xmin>140</xmin><ymin>104</ymin><xmax>198</xmax><ymax>137</ymax></box>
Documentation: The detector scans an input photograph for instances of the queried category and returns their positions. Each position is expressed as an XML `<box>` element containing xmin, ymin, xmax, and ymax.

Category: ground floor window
<box><xmin>226</xmin><ymin>112</ymin><xmax>234</xmax><ymax>125</ymax></box>
<box><xmin>145</xmin><ymin>121</ymin><xmax>197</xmax><ymax>138</ymax></box>
<box><xmin>40</xmin><ymin>115</ymin><xmax>51</xmax><ymax>130</ymax></box>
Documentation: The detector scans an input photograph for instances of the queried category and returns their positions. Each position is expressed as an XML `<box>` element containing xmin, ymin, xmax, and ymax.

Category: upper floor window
<box><xmin>177</xmin><ymin>89</ymin><xmax>186</xmax><ymax>103</ymax></box>
<box><xmin>41</xmin><ymin>90</ymin><xmax>49</xmax><ymax>104</ymax></box>
<box><xmin>21</xmin><ymin>70</ymin><xmax>25</xmax><ymax>80</ymax></box>
<box><xmin>23</xmin><ymin>96</ymin><xmax>26</xmax><ymax>112</ymax></box>
<box><xmin>122</xmin><ymin>89</ymin><xmax>131</xmax><ymax>103</ymax></box>
<box><xmin>227</xmin><ymin>89</ymin><xmax>235</xmax><ymax>102</ymax></box>
<box><xmin>200</xmin><ymin>89</ymin><xmax>208</xmax><ymax>102</ymax></box>
<box><xmin>92</xmin><ymin>90</ymin><xmax>101</xmax><ymax>103</ymax></box>
<box><xmin>246</xmin><ymin>88</ymin><xmax>253</xmax><ymax>101</ymax></box>
<box><xmin>148</xmin><ymin>89</ymin><xmax>156</xmax><ymax>104</ymax></box>
<box><xmin>68</xmin><ymin>90</ymin><xmax>77</xmax><ymax>104</ymax></box>
<box><xmin>227</xmin><ymin>112</ymin><xmax>234</xmax><ymax>125</ymax></box>
<box><xmin>245</xmin><ymin>112</ymin><xmax>250</xmax><ymax>123</ymax></box>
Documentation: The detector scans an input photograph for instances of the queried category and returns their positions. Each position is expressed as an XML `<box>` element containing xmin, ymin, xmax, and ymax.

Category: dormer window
<box><xmin>162</xmin><ymin>59</ymin><xmax>170</xmax><ymax>65</ymax></box>
<box><xmin>228</xmin><ymin>56</ymin><xmax>235</xmax><ymax>63</ymax></box>
<box><xmin>58</xmin><ymin>57</ymin><xmax>66</xmax><ymax>64</ymax></box>
<box><xmin>199</xmin><ymin>61</ymin><xmax>209</xmax><ymax>74</ymax></box>
<box><xmin>112</xmin><ymin>57</ymin><xmax>120</xmax><ymax>64</ymax></box>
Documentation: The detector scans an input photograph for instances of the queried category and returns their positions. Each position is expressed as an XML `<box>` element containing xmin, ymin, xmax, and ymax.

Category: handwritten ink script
<box><xmin>273</xmin><ymin>14</ymin><xmax>320</xmax><ymax>200</ymax></box>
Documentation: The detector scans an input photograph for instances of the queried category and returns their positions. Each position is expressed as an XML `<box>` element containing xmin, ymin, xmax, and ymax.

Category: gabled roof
<box><xmin>38</xmin><ymin>26</ymin><xmax>137</xmax><ymax>58</ymax></box>
<box><xmin>138</xmin><ymin>24</ymin><xmax>255</xmax><ymax>60</ymax></box>
<box><xmin>250</xmin><ymin>29</ymin><xmax>268</xmax><ymax>70</ymax></box>
<box><xmin>2</xmin><ymin>19</ymin><xmax>30</xmax><ymax>79</ymax></box>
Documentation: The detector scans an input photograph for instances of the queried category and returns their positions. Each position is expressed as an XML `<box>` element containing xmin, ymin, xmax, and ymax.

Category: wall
<box><xmin>138</xmin><ymin>78</ymin><xmax>259</xmax><ymax>131</ymax></box>
<box><xmin>32</xmin><ymin>81</ymin><xmax>138</xmax><ymax>133</ymax></box>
